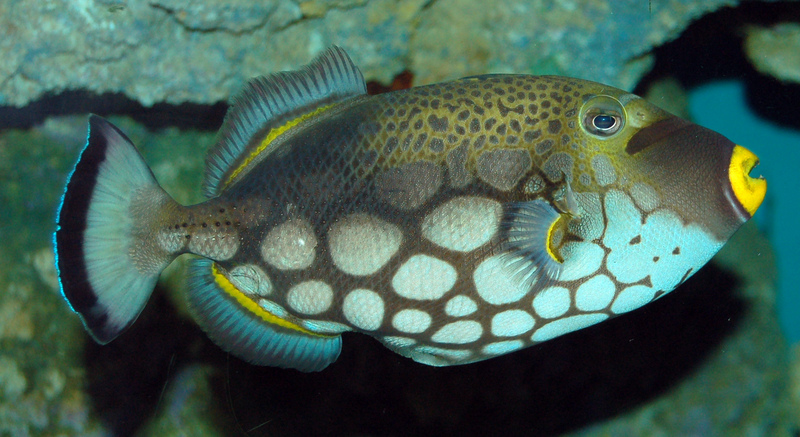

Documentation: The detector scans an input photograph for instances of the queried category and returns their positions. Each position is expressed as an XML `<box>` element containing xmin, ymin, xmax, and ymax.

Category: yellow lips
<box><xmin>729</xmin><ymin>145</ymin><xmax>767</xmax><ymax>216</ymax></box>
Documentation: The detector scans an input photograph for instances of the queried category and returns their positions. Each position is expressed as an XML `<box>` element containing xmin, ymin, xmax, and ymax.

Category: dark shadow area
<box><xmin>0</xmin><ymin>78</ymin><xmax>408</xmax><ymax>132</ymax></box>
<box><xmin>82</xmin><ymin>288</ymin><xmax>214</xmax><ymax>436</ymax></box>
<box><xmin>744</xmin><ymin>68</ymin><xmax>800</xmax><ymax>129</ymax></box>
<box><xmin>212</xmin><ymin>263</ymin><xmax>743</xmax><ymax>437</ymax></box>
<box><xmin>637</xmin><ymin>1</ymin><xmax>800</xmax><ymax>130</ymax></box>
<box><xmin>0</xmin><ymin>90</ymin><xmax>228</xmax><ymax>131</ymax></box>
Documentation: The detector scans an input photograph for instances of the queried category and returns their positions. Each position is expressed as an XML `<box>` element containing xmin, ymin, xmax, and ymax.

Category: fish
<box><xmin>54</xmin><ymin>46</ymin><xmax>766</xmax><ymax>372</ymax></box>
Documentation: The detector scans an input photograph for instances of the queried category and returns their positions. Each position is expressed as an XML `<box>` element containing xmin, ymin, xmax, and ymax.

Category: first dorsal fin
<box><xmin>203</xmin><ymin>46</ymin><xmax>367</xmax><ymax>197</ymax></box>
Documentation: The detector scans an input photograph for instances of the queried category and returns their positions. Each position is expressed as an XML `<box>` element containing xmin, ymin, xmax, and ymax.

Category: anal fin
<box><xmin>187</xmin><ymin>259</ymin><xmax>341</xmax><ymax>372</ymax></box>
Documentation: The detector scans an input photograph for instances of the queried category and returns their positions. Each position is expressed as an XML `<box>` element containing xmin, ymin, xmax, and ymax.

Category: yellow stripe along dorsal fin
<box><xmin>203</xmin><ymin>46</ymin><xmax>367</xmax><ymax>197</ymax></box>
<box><xmin>186</xmin><ymin>259</ymin><xmax>342</xmax><ymax>372</ymax></box>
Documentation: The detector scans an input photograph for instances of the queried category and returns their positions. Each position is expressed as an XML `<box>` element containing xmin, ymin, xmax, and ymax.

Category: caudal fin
<box><xmin>55</xmin><ymin>115</ymin><xmax>177</xmax><ymax>344</ymax></box>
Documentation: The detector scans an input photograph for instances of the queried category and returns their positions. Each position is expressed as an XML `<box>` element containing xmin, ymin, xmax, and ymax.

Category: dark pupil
<box><xmin>593</xmin><ymin>114</ymin><xmax>616</xmax><ymax>130</ymax></box>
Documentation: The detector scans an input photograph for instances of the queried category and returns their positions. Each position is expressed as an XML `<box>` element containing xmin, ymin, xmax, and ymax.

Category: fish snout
<box><xmin>728</xmin><ymin>145</ymin><xmax>766</xmax><ymax>218</ymax></box>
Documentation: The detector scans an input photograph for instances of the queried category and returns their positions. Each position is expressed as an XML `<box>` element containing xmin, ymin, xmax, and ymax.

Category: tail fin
<box><xmin>55</xmin><ymin>115</ymin><xmax>178</xmax><ymax>344</ymax></box>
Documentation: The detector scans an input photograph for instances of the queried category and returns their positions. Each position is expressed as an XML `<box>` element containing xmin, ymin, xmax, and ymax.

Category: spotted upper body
<box><xmin>55</xmin><ymin>47</ymin><xmax>766</xmax><ymax>371</ymax></box>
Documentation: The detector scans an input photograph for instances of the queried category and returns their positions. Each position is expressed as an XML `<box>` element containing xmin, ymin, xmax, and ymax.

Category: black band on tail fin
<box><xmin>55</xmin><ymin>116</ymin><xmax>114</xmax><ymax>341</ymax></box>
<box><xmin>55</xmin><ymin>115</ymin><xmax>175</xmax><ymax>344</ymax></box>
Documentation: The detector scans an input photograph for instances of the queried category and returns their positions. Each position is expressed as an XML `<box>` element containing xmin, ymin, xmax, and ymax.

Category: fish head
<box><xmin>569</xmin><ymin>85</ymin><xmax>766</xmax><ymax>243</ymax></box>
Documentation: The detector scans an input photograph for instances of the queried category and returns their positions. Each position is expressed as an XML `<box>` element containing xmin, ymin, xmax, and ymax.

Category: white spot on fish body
<box><xmin>342</xmin><ymin>289</ymin><xmax>384</xmax><ymax>331</ymax></box>
<box><xmin>491</xmin><ymin>309</ymin><xmax>535</xmax><ymax>337</ymax></box>
<box><xmin>392</xmin><ymin>309</ymin><xmax>432</xmax><ymax>334</ymax></box>
<box><xmin>260</xmin><ymin>218</ymin><xmax>317</xmax><ymax>270</ymax></box>
<box><xmin>392</xmin><ymin>254</ymin><xmax>457</xmax><ymax>300</ymax></box>
<box><xmin>300</xmin><ymin>319</ymin><xmax>350</xmax><ymax>334</ymax></box>
<box><xmin>422</xmin><ymin>196</ymin><xmax>502</xmax><ymax>252</ymax></box>
<box><xmin>482</xmin><ymin>340</ymin><xmax>525</xmax><ymax>356</ymax></box>
<box><xmin>258</xmin><ymin>299</ymin><xmax>289</xmax><ymax>320</ymax></box>
<box><xmin>532</xmin><ymin>286</ymin><xmax>571</xmax><ymax>319</ymax></box>
<box><xmin>611</xmin><ymin>284</ymin><xmax>656</xmax><ymax>314</ymax></box>
<box><xmin>328</xmin><ymin>213</ymin><xmax>402</xmax><ymax>276</ymax></box>
<box><xmin>473</xmin><ymin>254</ymin><xmax>530</xmax><ymax>305</ymax></box>
<box><xmin>287</xmin><ymin>280</ymin><xmax>333</xmax><ymax>315</ymax></box>
<box><xmin>431</xmin><ymin>320</ymin><xmax>483</xmax><ymax>344</ymax></box>
<box><xmin>606</xmin><ymin>209</ymin><xmax>722</xmax><ymax>291</ymax></box>
<box><xmin>406</xmin><ymin>351</ymin><xmax>448</xmax><ymax>366</ymax></box>
<box><xmin>647</xmin><ymin>214</ymin><xmax>721</xmax><ymax>291</ymax></box>
<box><xmin>382</xmin><ymin>336</ymin><xmax>417</xmax><ymax>348</ymax></box>
<box><xmin>557</xmin><ymin>241</ymin><xmax>604</xmax><ymax>282</ymax></box>
<box><xmin>228</xmin><ymin>264</ymin><xmax>272</xmax><ymax>297</ymax></box>
<box><xmin>602</xmin><ymin>189</ymin><xmax>641</xmax><ymax>250</ymax></box>
<box><xmin>568</xmin><ymin>192</ymin><xmax>604</xmax><ymax>241</ymax></box>
<box><xmin>444</xmin><ymin>295</ymin><xmax>478</xmax><ymax>317</ymax></box>
<box><xmin>414</xmin><ymin>345</ymin><xmax>473</xmax><ymax>361</ymax></box>
<box><xmin>531</xmin><ymin>313</ymin><xmax>608</xmax><ymax>342</ymax></box>
<box><xmin>575</xmin><ymin>274</ymin><xmax>615</xmax><ymax>312</ymax></box>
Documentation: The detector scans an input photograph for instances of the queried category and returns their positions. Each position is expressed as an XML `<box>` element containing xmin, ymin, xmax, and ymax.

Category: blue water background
<box><xmin>690</xmin><ymin>80</ymin><xmax>800</xmax><ymax>344</ymax></box>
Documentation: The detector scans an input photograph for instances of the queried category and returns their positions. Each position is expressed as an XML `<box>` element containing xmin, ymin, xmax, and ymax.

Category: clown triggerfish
<box><xmin>55</xmin><ymin>47</ymin><xmax>766</xmax><ymax>371</ymax></box>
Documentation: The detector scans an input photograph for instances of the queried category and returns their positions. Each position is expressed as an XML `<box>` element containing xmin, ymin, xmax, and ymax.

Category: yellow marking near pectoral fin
<box><xmin>545</xmin><ymin>216</ymin><xmax>566</xmax><ymax>264</ymax></box>
<box><xmin>502</xmin><ymin>199</ymin><xmax>566</xmax><ymax>290</ymax></box>
<box><xmin>211</xmin><ymin>263</ymin><xmax>332</xmax><ymax>338</ymax></box>
<box><xmin>223</xmin><ymin>104</ymin><xmax>335</xmax><ymax>189</ymax></box>
<box><xmin>728</xmin><ymin>145</ymin><xmax>766</xmax><ymax>217</ymax></box>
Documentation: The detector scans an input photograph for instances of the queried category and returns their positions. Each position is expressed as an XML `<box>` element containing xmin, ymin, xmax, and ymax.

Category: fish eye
<box><xmin>580</xmin><ymin>96</ymin><xmax>625</xmax><ymax>138</ymax></box>
<box><xmin>592</xmin><ymin>114</ymin><xmax>618</xmax><ymax>131</ymax></box>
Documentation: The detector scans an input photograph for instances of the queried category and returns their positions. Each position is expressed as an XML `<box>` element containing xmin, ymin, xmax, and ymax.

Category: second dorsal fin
<box><xmin>203</xmin><ymin>46</ymin><xmax>367</xmax><ymax>197</ymax></box>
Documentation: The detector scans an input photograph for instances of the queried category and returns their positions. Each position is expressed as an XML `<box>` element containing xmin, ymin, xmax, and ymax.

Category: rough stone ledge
<box><xmin>1</xmin><ymin>0</ymin><xmax>741</xmax><ymax>107</ymax></box>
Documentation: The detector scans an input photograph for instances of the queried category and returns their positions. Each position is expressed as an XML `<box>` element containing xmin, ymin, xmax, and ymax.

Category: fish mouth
<box><xmin>728</xmin><ymin>145</ymin><xmax>767</xmax><ymax>217</ymax></box>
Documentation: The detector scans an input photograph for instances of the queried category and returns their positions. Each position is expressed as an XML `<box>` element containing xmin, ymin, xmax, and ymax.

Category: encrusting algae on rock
<box><xmin>54</xmin><ymin>46</ymin><xmax>765</xmax><ymax>371</ymax></box>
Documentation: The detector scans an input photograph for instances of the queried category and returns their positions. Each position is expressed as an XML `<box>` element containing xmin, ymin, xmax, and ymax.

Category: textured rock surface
<box><xmin>744</xmin><ymin>23</ymin><xmax>800</xmax><ymax>83</ymax></box>
<box><xmin>1</xmin><ymin>0</ymin><xmax>740</xmax><ymax>107</ymax></box>
<box><xmin>0</xmin><ymin>118</ymin><xmax>108</xmax><ymax>436</ymax></box>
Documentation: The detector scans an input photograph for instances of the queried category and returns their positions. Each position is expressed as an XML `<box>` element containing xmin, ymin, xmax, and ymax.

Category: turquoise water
<box><xmin>690</xmin><ymin>80</ymin><xmax>800</xmax><ymax>344</ymax></box>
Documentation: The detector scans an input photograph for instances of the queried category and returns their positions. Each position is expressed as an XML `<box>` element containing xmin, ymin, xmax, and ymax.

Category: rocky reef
<box><xmin>745</xmin><ymin>22</ymin><xmax>800</xmax><ymax>83</ymax></box>
<box><xmin>0</xmin><ymin>0</ymin><xmax>757</xmax><ymax>107</ymax></box>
